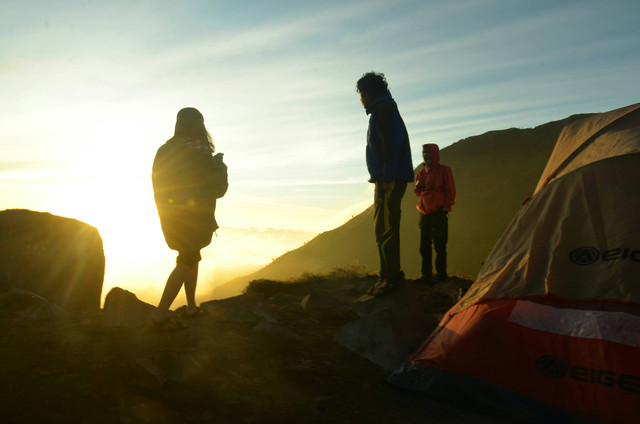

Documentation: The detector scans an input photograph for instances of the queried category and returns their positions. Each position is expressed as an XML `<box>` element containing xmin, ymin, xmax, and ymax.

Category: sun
<box><xmin>50</xmin><ymin>162</ymin><xmax>174</xmax><ymax>302</ymax></box>
<box><xmin>52</xmin><ymin>116</ymin><xmax>173</xmax><ymax>265</ymax></box>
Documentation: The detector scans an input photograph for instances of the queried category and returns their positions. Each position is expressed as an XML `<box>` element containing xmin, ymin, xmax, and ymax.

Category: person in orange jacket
<box><xmin>414</xmin><ymin>143</ymin><xmax>456</xmax><ymax>283</ymax></box>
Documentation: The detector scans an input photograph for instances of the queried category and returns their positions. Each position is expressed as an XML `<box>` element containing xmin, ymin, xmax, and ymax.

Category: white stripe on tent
<box><xmin>507</xmin><ymin>300</ymin><xmax>640</xmax><ymax>347</ymax></box>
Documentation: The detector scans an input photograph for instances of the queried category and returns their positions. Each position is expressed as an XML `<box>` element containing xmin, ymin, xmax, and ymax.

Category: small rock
<box><xmin>300</xmin><ymin>290</ymin><xmax>344</xmax><ymax>311</ymax></box>
<box><xmin>133</xmin><ymin>351</ymin><xmax>203</xmax><ymax>387</ymax></box>
<box><xmin>0</xmin><ymin>288</ymin><xmax>66</xmax><ymax>320</ymax></box>
<box><xmin>134</xmin><ymin>358</ymin><xmax>166</xmax><ymax>388</ymax></box>
<box><xmin>103</xmin><ymin>287</ymin><xmax>155</xmax><ymax>328</ymax></box>
<box><xmin>249</xmin><ymin>301</ymin><xmax>277</xmax><ymax>323</ymax></box>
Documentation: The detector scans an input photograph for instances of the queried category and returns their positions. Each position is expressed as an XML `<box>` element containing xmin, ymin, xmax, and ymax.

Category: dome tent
<box><xmin>389</xmin><ymin>103</ymin><xmax>640</xmax><ymax>424</ymax></box>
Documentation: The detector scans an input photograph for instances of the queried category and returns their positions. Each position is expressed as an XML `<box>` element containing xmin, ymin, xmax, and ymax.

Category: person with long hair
<box><xmin>151</xmin><ymin>107</ymin><xmax>226</xmax><ymax>328</ymax></box>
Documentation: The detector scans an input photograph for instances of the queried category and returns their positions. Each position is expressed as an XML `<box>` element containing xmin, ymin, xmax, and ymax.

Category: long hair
<box><xmin>172</xmin><ymin>107</ymin><xmax>215</xmax><ymax>152</ymax></box>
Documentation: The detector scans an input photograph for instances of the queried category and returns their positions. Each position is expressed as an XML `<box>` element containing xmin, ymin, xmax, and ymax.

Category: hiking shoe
<box><xmin>366</xmin><ymin>279</ymin><xmax>385</xmax><ymax>295</ymax></box>
<box><xmin>373</xmin><ymin>279</ymin><xmax>398</xmax><ymax>296</ymax></box>
<box><xmin>416</xmin><ymin>275</ymin><xmax>433</xmax><ymax>284</ymax></box>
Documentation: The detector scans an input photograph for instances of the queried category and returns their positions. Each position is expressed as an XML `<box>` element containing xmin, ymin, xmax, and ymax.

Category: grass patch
<box><xmin>243</xmin><ymin>265</ymin><xmax>377</xmax><ymax>297</ymax></box>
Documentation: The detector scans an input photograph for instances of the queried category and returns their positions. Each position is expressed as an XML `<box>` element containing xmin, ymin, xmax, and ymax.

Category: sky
<box><xmin>1</xmin><ymin>0</ymin><xmax>639</xmax><ymax>304</ymax></box>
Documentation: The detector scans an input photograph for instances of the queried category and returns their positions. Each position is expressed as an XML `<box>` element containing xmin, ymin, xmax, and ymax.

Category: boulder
<box><xmin>253</xmin><ymin>321</ymin><xmax>303</xmax><ymax>340</ymax></box>
<box><xmin>0</xmin><ymin>209</ymin><xmax>105</xmax><ymax>312</ymax></box>
<box><xmin>103</xmin><ymin>287</ymin><xmax>155</xmax><ymax>328</ymax></box>
<box><xmin>335</xmin><ymin>308</ymin><xmax>405</xmax><ymax>371</ymax></box>
<box><xmin>334</xmin><ymin>289</ymin><xmax>436</xmax><ymax>371</ymax></box>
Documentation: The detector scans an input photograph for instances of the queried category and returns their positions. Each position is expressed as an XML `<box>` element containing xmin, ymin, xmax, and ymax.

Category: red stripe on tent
<box><xmin>409</xmin><ymin>299</ymin><xmax>640</xmax><ymax>424</ymax></box>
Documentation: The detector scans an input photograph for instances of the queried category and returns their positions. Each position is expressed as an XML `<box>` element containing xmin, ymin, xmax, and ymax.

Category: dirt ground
<box><xmin>0</xmin><ymin>276</ymin><xmax>514</xmax><ymax>424</ymax></box>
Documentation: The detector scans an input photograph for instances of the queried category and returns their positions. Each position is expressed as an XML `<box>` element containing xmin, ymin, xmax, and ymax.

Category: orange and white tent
<box><xmin>390</xmin><ymin>103</ymin><xmax>640</xmax><ymax>424</ymax></box>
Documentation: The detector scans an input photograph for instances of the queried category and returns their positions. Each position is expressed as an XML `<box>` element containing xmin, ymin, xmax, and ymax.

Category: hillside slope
<box><xmin>213</xmin><ymin>114</ymin><xmax>590</xmax><ymax>299</ymax></box>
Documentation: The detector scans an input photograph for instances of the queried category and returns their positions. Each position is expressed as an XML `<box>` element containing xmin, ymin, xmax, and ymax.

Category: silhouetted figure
<box><xmin>414</xmin><ymin>143</ymin><xmax>455</xmax><ymax>283</ymax></box>
<box><xmin>356</xmin><ymin>72</ymin><xmax>414</xmax><ymax>296</ymax></box>
<box><xmin>151</xmin><ymin>107</ymin><xmax>227</xmax><ymax>327</ymax></box>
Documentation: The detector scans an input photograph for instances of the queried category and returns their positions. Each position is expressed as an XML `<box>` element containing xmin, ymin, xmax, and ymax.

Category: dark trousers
<box><xmin>374</xmin><ymin>181</ymin><xmax>407</xmax><ymax>281</ymax></box>
<box><xmin>419</xmin><ymin>209</ymin><xmax>448</xmax><ymax>279</ymax></box>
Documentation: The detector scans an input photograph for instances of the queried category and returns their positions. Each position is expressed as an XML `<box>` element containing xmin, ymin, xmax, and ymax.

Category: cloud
<box><xmin>2</xmin><ymin>0</ymin><xmax>639</xmax><ymax>235</ymax></box>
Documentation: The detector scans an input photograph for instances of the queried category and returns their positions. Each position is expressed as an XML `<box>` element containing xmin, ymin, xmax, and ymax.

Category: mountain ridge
<box><xmin>211</xmin><ymin>113</ymin><xmax>593</xmax><ymax>299</ymax></box>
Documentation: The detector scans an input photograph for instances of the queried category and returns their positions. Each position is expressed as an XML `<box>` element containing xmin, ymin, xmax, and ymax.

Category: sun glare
<box><xmin>48</xmin><ymin>169</ymin><xmax>170</xmax><ymax>296</ymax></box>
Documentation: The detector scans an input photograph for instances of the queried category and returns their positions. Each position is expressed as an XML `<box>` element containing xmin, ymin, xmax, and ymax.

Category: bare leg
<box><xmin>183</xmin><ymin>263</ymin><xmax>199</xmax><ymax>312</ymax></box>
<box><xmin>152</xmin><ymin>263</ymin><xmax>191</xmax><ymax>322</ymax></box>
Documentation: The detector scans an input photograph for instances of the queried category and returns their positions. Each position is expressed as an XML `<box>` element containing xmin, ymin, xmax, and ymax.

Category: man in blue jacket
<box><xmin>357</xmin><ymin>72</ymin><xmax>414</xmax><ymax>296</ymax></box>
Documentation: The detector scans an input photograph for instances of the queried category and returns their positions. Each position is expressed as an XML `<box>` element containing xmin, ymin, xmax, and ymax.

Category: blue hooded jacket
<box><xmin>365</xmin><ymin>91</ymin><xmax>414</xmax><ymax>183</ymax></box>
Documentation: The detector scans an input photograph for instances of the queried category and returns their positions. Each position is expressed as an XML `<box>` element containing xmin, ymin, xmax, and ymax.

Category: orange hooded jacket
<box><xmin>414</xmin><ymin>143</ymin><xmax>456</xmax><ymax>215</ymax></box>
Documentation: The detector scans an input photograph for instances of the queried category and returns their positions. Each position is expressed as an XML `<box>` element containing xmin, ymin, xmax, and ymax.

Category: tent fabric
<box><xmin>461</xmin><ymin>153</ymin><xmax>640</xmax><ymax>309</ymax></box>
<box><xmin>391</xmin><ymin>364</ymin><xmax>603</xmax><ymax>424</ymax></box>
<box><xmin>390</xmin><ymin>298</ymin><xmax>639</xmax><ymax>423</ymax></box>
<box><xmin>535</xmin><ymin>102</ymin><xmax>640</xmax><ymax>193</ymax></box>
<box><xmin>389</xmin><ymin>103</ymin><xmax>640</xmax><ymax>424</ymax></box>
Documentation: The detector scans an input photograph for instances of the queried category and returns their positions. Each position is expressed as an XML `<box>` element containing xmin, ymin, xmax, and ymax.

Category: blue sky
<box><xmin>1</xmin><ymin>0</ymin><xmax>639</xmax><ymax>300</ymax></box>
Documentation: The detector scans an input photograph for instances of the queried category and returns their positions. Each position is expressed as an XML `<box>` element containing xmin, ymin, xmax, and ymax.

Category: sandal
<box><xmin>182</xmin><ymin>306</ymin><xmax>207</xmax><ymax>319</ymax></box>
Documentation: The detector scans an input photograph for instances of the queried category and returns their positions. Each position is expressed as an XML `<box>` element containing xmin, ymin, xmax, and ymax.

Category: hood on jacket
<box><xmin>424</xmin><ymin>143</ymin><xmax>441</xmax><ymax>168</ymax></box>
<box><xmin>365</xmin><ymin>90</ymin><xmax>393</xmax><ymax>115</ymax></box>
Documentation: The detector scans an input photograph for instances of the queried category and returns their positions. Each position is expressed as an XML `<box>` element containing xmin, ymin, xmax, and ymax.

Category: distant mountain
<box><xmin>212</xmin><ymin>113</ymin><xmax>592</xmax><ymax>299</ymax></box>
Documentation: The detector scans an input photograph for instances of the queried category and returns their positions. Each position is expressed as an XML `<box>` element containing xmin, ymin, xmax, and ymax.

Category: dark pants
<box><xmin>420</xmin><ymin>209</ymin><xmax>448</xmax><ymax>279</ymax></box>
<box><xmin>374</xmin><ymin>181</ymin><xmax>407</xmax><ymax>282</ymax></box>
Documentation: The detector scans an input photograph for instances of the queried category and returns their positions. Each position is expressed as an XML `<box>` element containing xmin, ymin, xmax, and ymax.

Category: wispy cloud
<box><xmin>2</xmin><ymin>0</ymin><xmax>639</xmax><ymax>294</ymax></box>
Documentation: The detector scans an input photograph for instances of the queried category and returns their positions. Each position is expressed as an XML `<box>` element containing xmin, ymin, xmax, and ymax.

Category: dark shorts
<box><xmin>176</xmin><ymin>250</ymin><xmax>202</xmax><ymax>267</ymax></box>
<box><xmin>157</xmin><ymin>202</ymin><xmax>217</xmax><ymax>266</ymax></box>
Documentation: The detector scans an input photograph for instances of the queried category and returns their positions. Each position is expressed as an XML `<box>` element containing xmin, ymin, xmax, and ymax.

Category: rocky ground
<box><xmin>0</xmin><ymin>273</ymin><xmax>514</xmax><ymax>424</ymax></box>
